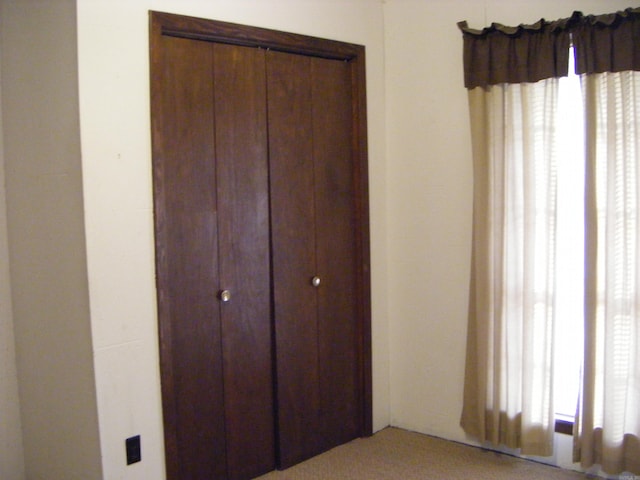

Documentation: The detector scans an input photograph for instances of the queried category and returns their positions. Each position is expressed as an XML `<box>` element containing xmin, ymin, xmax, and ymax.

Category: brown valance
<box><xmin>572</xmin><ymin>8</ymin><xmax>640</xmax><ymax>75</ymax></box>
<box><xmin>457</xmin><ymin>18</ymin><xmax>570</xmax><ymax>88</ymax></box>
<box><xmin>458</xmin><ymin>7</ymin><xmax>640</xmax><ymax>89</ymax></box>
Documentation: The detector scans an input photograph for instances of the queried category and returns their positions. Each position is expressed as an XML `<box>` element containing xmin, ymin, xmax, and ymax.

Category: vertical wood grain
<box><xmin>267</xmin><ymin>50</ymin><xmax>321</xmax><ymax>469</ymax></box>
<box><xmin>151</xmin><ymin>33</ymin><xmax>227</xmax><ymax>479</ymax></box>
<box><xmin>213</xmin><ymin>43</ymin><xmax>275</xmax><ymax>480</ymax></box>
<box><xmin>312</xmin><ymin>56</ymin><xmax>361</xmax><ymax>451</ymax></box>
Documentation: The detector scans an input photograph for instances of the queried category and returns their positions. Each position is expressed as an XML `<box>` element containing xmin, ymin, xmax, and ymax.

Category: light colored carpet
<box><xmin>256</xmin><ymin>427</ymin><xmax>589</xmax><ymax>479</ymax></box>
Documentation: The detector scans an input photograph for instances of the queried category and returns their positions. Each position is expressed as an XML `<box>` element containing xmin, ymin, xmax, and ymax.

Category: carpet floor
<box><xmin>255</xmin><ymin>427</ymin><xmax>589</xmax><ymax>479</ymax></box>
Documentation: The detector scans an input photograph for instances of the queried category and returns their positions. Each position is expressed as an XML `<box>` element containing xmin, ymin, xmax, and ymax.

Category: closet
<box><xmin>150</xmin><ymin>12</ymin><xmax>371</xmax><ymax>480</ymax></box>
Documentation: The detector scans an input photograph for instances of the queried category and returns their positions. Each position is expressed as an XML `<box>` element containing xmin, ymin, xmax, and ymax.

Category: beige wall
<box><xmin>1</xmin><ymin>0</ymin><xmax>633</xmax><ymax>478</ymax></box>
<box><xmin>0</xmin><ymin>17</ymin><xmax>25</xmax><ymax>478</ymax></box>
<box><xmin>76</xmin><ymin>1</ymin><xmax>388</xmax><ymax>478</ymax></box>
<box><xmin>1</xmin><ymin>1</ymin><xmax>102</xmax><ymax>478</ymax></box>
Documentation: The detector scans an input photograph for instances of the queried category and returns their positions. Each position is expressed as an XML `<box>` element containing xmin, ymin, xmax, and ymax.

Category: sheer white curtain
<box><xmin>461</xmin><ymin>79</ymin><xmax>558</xmax><ymax>456</ymax></box>
<box><xmin>575</xmin><ymin>70</ymin><xmax>640</xmax><ymax>475</ymax></box>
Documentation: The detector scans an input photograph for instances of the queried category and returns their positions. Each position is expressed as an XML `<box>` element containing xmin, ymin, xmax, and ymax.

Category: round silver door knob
<box><xmin>219</xmin><ymin>290</ymin><xmax>231</xmax><ymax>302</ymax></box>
<box><xmin>311</xmin><ymin>276</ymin><xmax>321</xmax><ymax>287</ymax></box>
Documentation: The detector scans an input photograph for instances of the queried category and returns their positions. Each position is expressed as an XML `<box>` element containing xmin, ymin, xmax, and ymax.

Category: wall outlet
<box><xmin>126</xmin><ymin>435</ymin><xmax>141</xmax><ymax>465</ymax></box>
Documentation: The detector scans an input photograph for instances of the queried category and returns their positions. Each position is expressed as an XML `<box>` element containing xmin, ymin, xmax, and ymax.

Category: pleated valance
<box><xmin>458</xmin><ymin>7</ymin><xmax>640</xmax><ymax>88</ymax></box>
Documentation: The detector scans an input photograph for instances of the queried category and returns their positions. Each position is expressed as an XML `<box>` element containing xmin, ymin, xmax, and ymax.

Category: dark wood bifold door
<box><xmin>150</xmin><ymin>11</ymin><xmax>371</xmax><ymax>480</ymax></box>
<box><xmin>152</xmin><ymin>35</ymin><xmax>274</xmax><ymax>480</ymax></box>
<box><xmin>267</xmin><ymin>51</ymin><xmax>361</xmax><ymax>468</ymax></box>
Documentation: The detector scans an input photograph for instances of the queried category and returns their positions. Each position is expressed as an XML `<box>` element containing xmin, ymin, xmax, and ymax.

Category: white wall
<box><xmin>76</xmin><ymin>1</ymin><xmax>388</xmax><ymax>478</ymax></box>
<box><xmin>1</xmin><ymin>1</ymin><xmax>102</xmax><ymax>478</ymax></box>
<box><xmin>383</xmin><ymin>0</ymin><xmax>633</xmax><ymax>471</ymax></box>
<box><xmin>0</xmin><ymin>19</ymin><xmax>25</xmax><ymax>479</ymax></box>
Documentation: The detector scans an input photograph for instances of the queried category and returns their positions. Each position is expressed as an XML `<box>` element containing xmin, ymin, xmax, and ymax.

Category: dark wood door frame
<box><xmin>150</xmin><ymin>10</ymin><xmax>372</xmax><ymax>476</ymax></box>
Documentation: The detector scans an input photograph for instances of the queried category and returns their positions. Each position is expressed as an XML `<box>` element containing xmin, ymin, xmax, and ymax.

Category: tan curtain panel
<box><xmin>460</xmin><ymin>80</ymin><xmax>559</xmax><ymax>456</ymax></box>
<box><xmin>572</xmin><ymin>7</ymin><xmax>640</xmax><ymax>476</ymax></box>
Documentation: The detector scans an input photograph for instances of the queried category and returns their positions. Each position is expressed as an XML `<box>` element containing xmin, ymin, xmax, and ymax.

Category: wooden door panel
<box><xmin>311</xmin><ymin>57</ymin><xmax>361</xmax><ymax>449</ymax></box>
<box><xmin>266</xmin><ymin>50</ymin><xmax>321</xmax><ymax>469</ymax></box>
<box><xmin>152</xmin><ymin>36</ymin><xmax>227</xmax><ymax>480</ymax></box>
<box><xmin>268</xmin><ymin>50</ymin><xmax>362</xmax><ymax>468</ymax></box>
<box><xmin>213</xmin><ymin>43</ymin><xmax>275</xmax><ymax>480</ymax></box>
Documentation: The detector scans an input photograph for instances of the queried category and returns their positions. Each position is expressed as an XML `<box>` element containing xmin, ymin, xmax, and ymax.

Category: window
<box><xmin>554</xmin><ymin>48</ymin><xmax>584</xmax><ymax>422</ymax></box>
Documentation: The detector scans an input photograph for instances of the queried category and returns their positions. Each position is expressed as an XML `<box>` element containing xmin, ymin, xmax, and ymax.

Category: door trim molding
<box><xmin>151</xmin><ymin>11</ymin><xmax>364</xmax><ymax>60</ymax></box>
